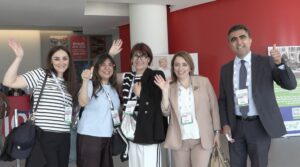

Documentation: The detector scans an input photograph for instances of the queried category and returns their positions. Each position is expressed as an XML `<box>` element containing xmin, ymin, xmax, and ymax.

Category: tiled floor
<box><xmin>0</xmin><ymin>160</ymin><xmax>77</xmax><ymax>167</ymax></box>
<box><xmin>0</xmin><ymin>160</ymin><xmax>25</xmax><ymax>167</ymax></box>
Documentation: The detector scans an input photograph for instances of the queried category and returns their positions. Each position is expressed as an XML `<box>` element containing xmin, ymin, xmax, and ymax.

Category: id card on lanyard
<box><xmin>51</xmin><ymin>72</ymin><xmax>72</xmax><ymax>123</ymax></box>
<box><xmin>235</xmin><ymin>88</ymin><xmax>249</xmax><ymax>107</ymax></box>
<box><xmin>181</xmin><ymin>113</ymin><xmax>193</xmax><ymax>125</ymax></box>
<box><xmin>125</xmin><ymin>75</ymin><xmax>137</xmax><ymax>115</ymax></box>
<box><xmin>103</xmin><ymin>87</ymin><xmax>121</xmax><ymax>127</ymax></box>
<box><xmin>125</xmin><ymin>100</ymin><xmax>137</xmax><ymax>115</ymax></box>
<box><xmin>178</xmin><ymin>81</ymin><xmax>194</xmax><ymax>125</ymax></box>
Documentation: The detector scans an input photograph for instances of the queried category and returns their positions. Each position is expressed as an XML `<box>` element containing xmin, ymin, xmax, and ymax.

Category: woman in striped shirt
<box><xmin>3</xmin><ymin>39</ymin><xmax>77</xmax><ymax>167</ymax></box>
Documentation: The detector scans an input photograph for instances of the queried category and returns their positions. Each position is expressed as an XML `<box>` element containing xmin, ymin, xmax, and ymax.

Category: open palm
<box><xmin>108</xmin><ymin>39</ymin><xmax>123</xmax><ymax>56</ymax></box>
<box><xmin>154</xmin><ymin>74</ymin><xmax>169</xmax><ymax>91</ymax></box>
<box><xmin>8</xmin><ymin>39</ymin><xmax>24</xmax><ymax>58</ymax></box>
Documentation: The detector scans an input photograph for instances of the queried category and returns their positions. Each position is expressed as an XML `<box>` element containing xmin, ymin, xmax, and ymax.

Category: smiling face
<box><xmin>98</xmin><ymin>58</ymin><xmax>115</xmax><ymax>84</ymax></box>
<box><xmin>228</xmin><ymin>29</ymin><xmax>252</xmax><ymax>58</ymax></box>
<box><xmin>173</xmin><ymin>56</ymin><xmax>191</xmax><ymax>81</ymax></box>
<box><xmin>131</xmin><ymin>51</ymin><xmax>150</xmax><ymax>74</ymax></box>
<box><xmin>51</xmin><ymin>49</ymin><xmax>70</xmax><ymax>78</ymax></box>
<box><xmin>130</xmin><ymin>43</ymin><xmax>153</xmax><ymax>75</ymax></box>
<box><xmin>159</xmin><ymin>57</ymin><xmax>168</xmax><ymax>69</ymax></box>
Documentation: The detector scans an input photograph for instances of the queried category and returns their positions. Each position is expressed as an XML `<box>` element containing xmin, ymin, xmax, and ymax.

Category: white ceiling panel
<box><xmin>0</xmin><ymin>0</ymin><xmax>215</xmax><ymax>34</ymax></box>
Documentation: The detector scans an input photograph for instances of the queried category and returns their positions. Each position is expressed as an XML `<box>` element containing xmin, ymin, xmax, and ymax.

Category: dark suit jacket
<box><xmin>133</xmin><ymin>68</ymin><xmax>168</xmax><ymax>144</ymax></box>
<box><xmin>219</xmin><ymin>54</ymin><xmax>297</xmax><ymax>138</ymax></box>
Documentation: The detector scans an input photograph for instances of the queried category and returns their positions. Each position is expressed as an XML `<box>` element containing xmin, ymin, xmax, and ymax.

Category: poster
<box><xmin>149</xmin><ymin>53</ymin><xmax>199</xmax><ymax>80</ymax></box>
<box><xmin>268</xmin><ymin>46</ymin><xmax>300</xmax><ymax>137</ymax></box>
<box><xmin>90</xmin><ymin>36</ymin><xmax>106</xmax><ymax>59</ymax></box>
<box><xmin>70</xmin><ymin>35</ymin><xmax>88</xmax><ymax>60</ymax></box>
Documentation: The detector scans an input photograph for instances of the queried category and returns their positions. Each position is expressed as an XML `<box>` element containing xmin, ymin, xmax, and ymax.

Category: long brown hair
<box><xmin>91</xmin><ymin>53</ymin><xmax>117</xmax><ymax>98</ymax></box>
<box><xmin>46</xmin><ymin>46</ymin><xmax>78</xmax><ymax>99</ymax></box>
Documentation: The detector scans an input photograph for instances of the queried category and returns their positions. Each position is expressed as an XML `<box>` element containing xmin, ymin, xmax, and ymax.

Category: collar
<box><xmin>139</xmin><ymin>68</ymin><xmax>152</xmax><ymax>84</ymax></box>
<box><xmin>234</xmin><ymin>51</ymin><xmax>252</xmax><ymax>65</ymax></box>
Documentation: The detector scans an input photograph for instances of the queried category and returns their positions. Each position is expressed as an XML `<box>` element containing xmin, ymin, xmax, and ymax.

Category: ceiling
<box><xmin>0</xmin><ymin>0</ymin><xmax>215</xmax><ymax>35</ymax></box>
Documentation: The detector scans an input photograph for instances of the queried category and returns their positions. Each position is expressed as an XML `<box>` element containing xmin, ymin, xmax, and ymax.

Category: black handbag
<box><xmin>111</xmin><ymin>127</ymin><xmax>129</xmax><ymax>161</ymax></box>
<box><xmin>0</xmin><ymin>72</ymin><xmax>48</xmax><ymax>160</ymax></box>
<box><xmin>102</xmin><ymin>86</ymin><xmax>129</xmax><ymax>161</ymax></box>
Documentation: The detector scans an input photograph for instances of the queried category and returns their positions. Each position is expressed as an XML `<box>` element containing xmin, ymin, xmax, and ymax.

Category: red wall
<box><xmin>120</xmin><ymin>0</ymin><xmax>300</xmax><ymax>94</ymax></box>
<box><xmin>119</xmin><ymin>24</ymin><xmax>131</xmax><ymax>72</ymax></box>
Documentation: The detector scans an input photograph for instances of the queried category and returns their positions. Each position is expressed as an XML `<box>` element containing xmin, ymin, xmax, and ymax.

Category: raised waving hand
<box><xmin>8</xmin><ymin>38</ymin><xmax>24</xmax><ymax>59</ymax></box>
<box><xmin>154</xmin><ymin>74</ymin><xmax>170</xmax><ymax>92</ymax></box>
<box><xmin>108</xmin><ymin>39</ymin><xmax>123</xmax><ymax>57</ymax></box>
<box><xmin>3</xmin><ymin>39</ymin><xmax>27</xmax><ymax>88</ymax></box>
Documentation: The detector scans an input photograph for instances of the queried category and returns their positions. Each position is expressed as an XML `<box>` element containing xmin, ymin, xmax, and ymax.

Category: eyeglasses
<box><xmin>133</xmin><ymin>54</ymin><xmax>148</xmax><ymax>60</ymax></box>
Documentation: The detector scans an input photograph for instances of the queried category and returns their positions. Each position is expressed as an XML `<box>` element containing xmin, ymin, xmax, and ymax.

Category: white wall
<box><xmin>0</xmin><ymin>30</ymin><xmax>41</xmax><ymax>82</ymax></box>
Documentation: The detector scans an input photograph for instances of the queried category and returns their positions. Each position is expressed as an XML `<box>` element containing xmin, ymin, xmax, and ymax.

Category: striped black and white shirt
<box><xmin>23</xmin><ymin>68</ymin><xmax>72</xmax><ymax>133</ymax></box>
<box><xmin>122</xmin><ymin>72</ymin><xmax>141</xmax><ymax>119</ymax></box>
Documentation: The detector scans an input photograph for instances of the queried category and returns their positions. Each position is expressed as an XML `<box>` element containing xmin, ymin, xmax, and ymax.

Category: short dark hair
<box><xmin>130</xmin><ymin>43</ymin><xmax>153</xmax><ymax>65</ymax></box>
<box><xmin>227</xmin><ymin>24</ymin><xmax>251</xmax><ymax>38</ymax></box>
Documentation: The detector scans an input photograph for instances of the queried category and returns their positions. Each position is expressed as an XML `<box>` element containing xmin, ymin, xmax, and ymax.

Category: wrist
<box><xmin>162</xmin><ymin>89</ymin><xmax>168</xmax><ymax>94</ymax></box>
<box><xmin>15</xmin><ymin>57</ymin><xmax>23</xmax><ymax>61</ymax></box>
<box><xmin>214</xmin><ymin>130</ymin><xmax>220</xmax><ymax>134</ymax></box>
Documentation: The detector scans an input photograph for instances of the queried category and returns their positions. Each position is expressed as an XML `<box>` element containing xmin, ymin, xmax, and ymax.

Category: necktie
<box><xmin>239</xmin><ymin>60</ymin><xmax>249</xmax><ymax>118</ymax></box>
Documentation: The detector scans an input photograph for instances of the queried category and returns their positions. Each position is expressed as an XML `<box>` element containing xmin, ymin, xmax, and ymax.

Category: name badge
<box><xmin>64</xmin><ymin>106</ymin><xmax>72</xmax><ymax>123</ymax></box>
<box><xmin>235</xmin><ymin>89</ymin><xmax>249</xmax><ymax>107</ymax></box>
<box><xmin>125</xmin><ymin>100</ymin><xmax>137</xmax><ymax>115</ymax></box>
<box><xmin>111</xmin><ymin>109</ymin><xmax>121</xmax><ymax>126</ymax></box>
<box><xmin>181</xmin><ymin>113</ymin><xmax>193</xmax><ymax>125</ymax></box>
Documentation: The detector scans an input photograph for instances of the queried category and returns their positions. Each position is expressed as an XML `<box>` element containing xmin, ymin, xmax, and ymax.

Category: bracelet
<box><xmin>214</xmin><ymin>130</ymin><xmax>220</xmax><ymax>134</ymax></box>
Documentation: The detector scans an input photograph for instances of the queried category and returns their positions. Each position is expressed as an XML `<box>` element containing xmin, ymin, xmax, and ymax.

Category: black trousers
<box><xmin>41</xmin><ymin>131</ymin><xmax>70</xmax><ymax>167</ymax></box>
<box><xmin>229</xmin><ymin>118</ymin><xmax>271</xmax><ymax>167</ymax></box>
<box><xmin>27</xmin><ymin>129</ymin><xmax>70</xmax><ymax>167</ymax></box>
<box><xmin>77</xmin><ymin>134</ymin><xmax>113</xmax><ymax>167</ymax></box>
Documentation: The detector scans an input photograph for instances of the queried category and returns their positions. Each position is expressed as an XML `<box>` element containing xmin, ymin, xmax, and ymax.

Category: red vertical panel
<box><xmin>168</xmin><ymin>0</ymin><xmax>300</xmax><ymax>95</ymax></box>
<box><xmin>119</xmin><ymin>24</ymin><xmax>131</xmax><ymax>72</ymax></box>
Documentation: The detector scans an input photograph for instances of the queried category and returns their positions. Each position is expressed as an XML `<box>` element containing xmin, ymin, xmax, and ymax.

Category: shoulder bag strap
<box><xmin>32</xmin><ymin>71</ymin><xmax>48</xmax><ymax>114</ymax></box>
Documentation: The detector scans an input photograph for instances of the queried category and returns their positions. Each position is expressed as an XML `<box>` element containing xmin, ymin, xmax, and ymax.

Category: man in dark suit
<box><xmin>219</xmin><ymin>24</ymin><xmax>297</xmax><ymax>167</ymax></box>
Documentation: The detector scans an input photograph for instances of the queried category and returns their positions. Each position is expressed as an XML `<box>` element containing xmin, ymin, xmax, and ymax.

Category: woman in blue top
<box><xmin>77</xmin><ymin>53</ymin><xmax>120</xmax><ymax>167</ymax></box>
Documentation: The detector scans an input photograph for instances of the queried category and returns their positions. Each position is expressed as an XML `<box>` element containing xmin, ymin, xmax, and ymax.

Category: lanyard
<box><xmin>102</xmin><ymin>85</ymin><xmax>114</xmax><ymax>110</ymax></box>
<box><xmin>51</xmin><ymin>72</ymin><xmax>67</xmax><ymax>106</ymax></box>
<box><xmin>127</xmin><ymin>74</ymin><xmax>136</xmax><ymax>100</ymax></box>
<box><xmin>102</xmin><ymin>85</ymin><xmax>122</xmax><ymax>127</ymax></box>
